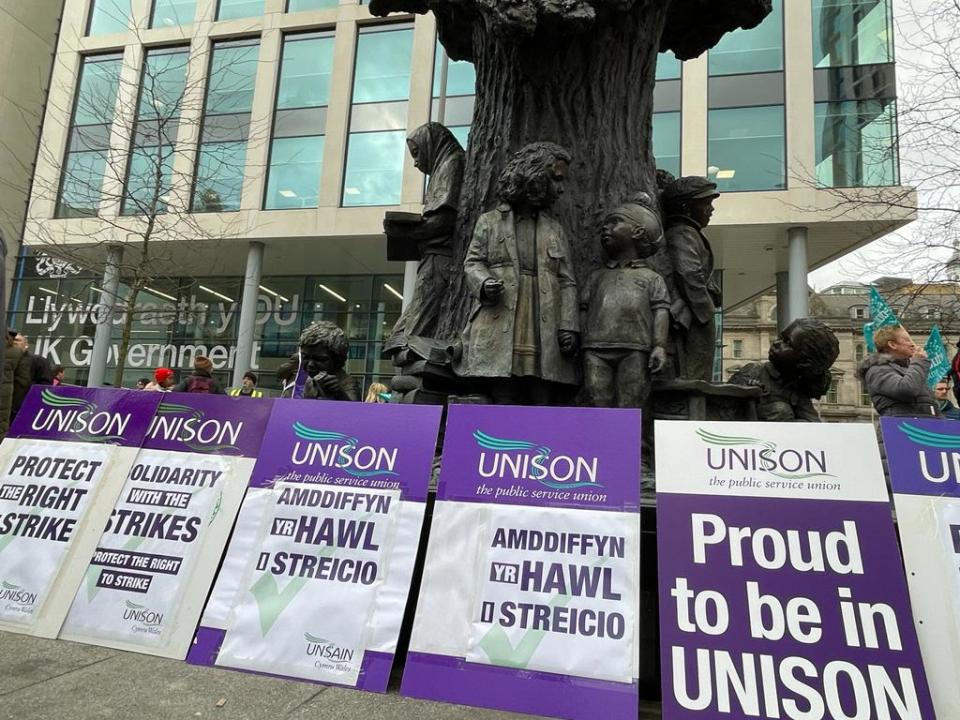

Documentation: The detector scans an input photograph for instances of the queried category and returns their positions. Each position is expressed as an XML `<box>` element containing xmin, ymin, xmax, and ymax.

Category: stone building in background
<box><xmin>723</xmin><ymin>279</ymin><xmax>960</xmax><ymax>422</ymax></box>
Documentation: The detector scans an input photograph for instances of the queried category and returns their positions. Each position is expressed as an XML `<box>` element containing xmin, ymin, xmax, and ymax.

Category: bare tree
<box><xmin>2</xmin><ymin>26</ymin><xmax>269</xmax><ymax>387</ymax></box>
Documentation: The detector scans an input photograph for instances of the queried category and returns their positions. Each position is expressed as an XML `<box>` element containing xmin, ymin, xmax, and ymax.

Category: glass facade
<box><xmin>87</xmin><ymin>0</ymin><xmax>130</xmax><ymax>35</ymax></box>
<box><xmin>56</xmin><ymin>54</ymin><xmax>124</xmax><ymax>218</ymax></box>
<box><xmin>431</xmin><ymin>39</ymin><xmax>476</xmax><ymax>148</ymax></box>
<box><xmin>342</xmin><ymin>26</ymin><xmax>414</xmax><ymax>207</ymax></box>
<box><xmin>656</xmin><ymin>52</ymin><xmax>681</xmax><ymax>81</ymax></box>
<box><xmin>8</xmin><ymin>251</ymin><xmax>401</xmax><ymax>395</ymax></box>
<box><xmin>708</xmin><ymin>105</ymin><xmax>786</xmax><ymax>192</ymax></box>
<box><xmin>150</xmin><ymin>0</ymin><xmax>197</xmax><ymax>28</ymax></box>
<box><xmin>287</xmin><ymin>0</ymin><xmax>338</xmax><ymax>11</ymax></box>
<box><xmin>813</xmin><ymin>0</ymin><xmax>893</xmax><ymax>67</ymax></box>
<box><xmin>123</xmin><ymin>47</ymin><xmax>189</xmax><ymax>215</ymax></box>
<box><xmin>709</xmin><ymin>0</ymin><xmax>783</xmax><ymax>75</ymax></box>
<box><xmin>193</xmin><ymin>39</ymin><xmax>260</xmax><ymax>212</ymax></box>
<box><xmin>216</xmin><ymin>0</ymin><xmax>264</xmax><ymax>20</ymax></box>
<box><xmin>265</xmin><ymin>32</ymin><xmax>334</xmax><ymax>210</ymax></box>
<box><xmin>815</xmin><ymin>99</ymin><xmax>898</xmax><ymax>187</ymax></box>
<box><xmin>652</xmin><ymin>112</ymin><xmax>681</xmax><ymax>178</ymax></box>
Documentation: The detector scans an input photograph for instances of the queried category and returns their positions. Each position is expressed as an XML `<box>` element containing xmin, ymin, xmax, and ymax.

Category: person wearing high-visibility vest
<box><xmin>229</xmin><ymin>371</ymin><xmax>264</xmax><ymax>398</ymax></box>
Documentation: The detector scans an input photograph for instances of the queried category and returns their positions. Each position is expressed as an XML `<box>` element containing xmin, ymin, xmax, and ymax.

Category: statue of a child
<box><xmin>298</xmin><ymin>321</ymin><xmax>359</xmax><ymax>401</ymax></box>
<box><xmin>582</xmin><ymin>197</ymin><xmax>670</xmax><ymax>408</ymax></box>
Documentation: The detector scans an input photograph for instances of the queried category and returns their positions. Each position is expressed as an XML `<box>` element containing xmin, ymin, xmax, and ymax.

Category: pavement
<box><xmin>0</xmin><ymin>632</ymin><xmax>663</xmax><ymax>720</ymax></box>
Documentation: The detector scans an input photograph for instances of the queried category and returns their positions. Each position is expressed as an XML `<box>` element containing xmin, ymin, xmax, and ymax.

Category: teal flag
<box><xmin>863</xmin><ymin>287</ymin><xmax>900</xmax><ymax>352</ymax></box>
<box><xmin>925</xmin><ymin>326</ymin><xmax>951</xmax><ymax>389</ymax></box>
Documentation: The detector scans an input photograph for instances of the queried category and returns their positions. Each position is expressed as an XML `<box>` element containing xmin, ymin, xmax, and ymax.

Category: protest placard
<box><xmin>187</xmin><ymin>400</ymin><xmax>441</xmax><ymax>692</ymax></box>
<box><xmin>0</xmin><ymin>386</ymin><xmax>159</xmax><ymax>638</ymax></box>
<box><xmin>59</xmin><ymin>395</ymin><xmax>272</xmax><ymax>658</ymax></box>
<box><xmin>401</xmin><ymin>405</ymin><xmax>642</xmax><ymax>720</ymax></box>
<box><xmin>883</xmin><ymin>416</ymin><xmax>960</xmax><ymax>718</ymax></box>
<box><xmin>656</xmin><ymin>421</ymin><xmax>934</xmax><ymax>719</ymax></box>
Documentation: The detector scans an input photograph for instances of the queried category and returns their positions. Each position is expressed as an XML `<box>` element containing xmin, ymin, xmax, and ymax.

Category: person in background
<box><xmin>228</xmin><ymin>372</ymin><xmax>263</xmax><ymax>398</ymax></box>
<box><xmin>0</xmin><ymin>331</ymin><xmax>27</xmax><ymax>439</ymax></box>
<box><xmin>51</xmin><ymin>365</ymin><xmax>65</xmax><ymax>386</ymax></box>
<box><xmin>135</xmin><ymin>378</ymin><xmax>150</xmax><ymax>390</ymax></box>
<box><xmin>857</xmin><ymin>325</ymin><xmax>939</xmax><ymax>417</ymax></box>
<box><xmin>144</xmin><ymin>367</ymin><xmax>175</xmax><ymax>391</ymax></box>
<box><xmin>173</xmin><ymin>356</ymin><xmax>225</xmax><ymax>394</ymax></box>
<box><xmin>934</xmin><ymin>378</ymin><xmax>960</xmax><ymax>419</ymax></box>
<box><xmin>365</xmin><ymin>382</ymin><xmax>390</xmax><ymax>403</ymax></box>
<box><xmin>10</xmin><ymin>331</ymin><xmax>39</xmax><ymax>419</ymax></box>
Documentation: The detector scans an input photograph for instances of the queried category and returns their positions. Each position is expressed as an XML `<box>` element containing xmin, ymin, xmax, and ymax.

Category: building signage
<box><xmin>401</xmin><ymin>405</ymin><xmax>642</xmax><ymax>720</ymax></box>
<box><xmin>883</xmin><ymin>416</ymin><xmax>960</xmax><ymax>718</ymax></box>
<box><xmin>656</xmin><ymin>421</ymin><xmax>934</xmax><ymax>719</ymax></box>
<box><xmin>187</xmin><ymin>400</ymin><xmax>441</xmax><ymax>691</ymax></box>
<box><xmin>60</xmin><ymin>395</ymin><xmax>272</xmax><ymax>658</ymax></box>
<box><xmin>0</xmin><ymin>387</ymin><xmax>159</xmax><ymax>638</ymax></box>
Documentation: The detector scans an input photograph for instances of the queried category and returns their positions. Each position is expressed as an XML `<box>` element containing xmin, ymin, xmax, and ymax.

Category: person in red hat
<box><xmin>145</xmin><ymin>367</ymin><xmax>175</xmax><ymax>391</ymax></box>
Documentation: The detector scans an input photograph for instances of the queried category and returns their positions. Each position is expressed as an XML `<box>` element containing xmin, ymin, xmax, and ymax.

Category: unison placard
<box><xmin>656</xmin><ymin>421</ymin><xmax>934</xmax><ymax>719</ymax></box>
<box><xmin>883</xmin><ymin>416</ymin><xmax>960</xmax><ymax>718</ymax></box>
<box><xmin>187</xmin><ymin>400</ymin><xmax>441</xmax><ymax>692</ymax></box>
<box><xmin>59</xmin><ymin>394</ymin><xmax>272</xmax><ymax>658</ymax></box>
<box><xmin>402</xmin><ymin>405</ymin><xmax>642</xmax><ymax>720</ymax></box>
<box><xmin>0</xmin><ymin>386</ymin><xmax>159</xmax><ymax>638</ymax></box>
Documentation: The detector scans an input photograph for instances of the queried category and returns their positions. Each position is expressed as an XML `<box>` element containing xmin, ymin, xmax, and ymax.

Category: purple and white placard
<box><xmin>656</xmin><ymin>420</ymin><xmax>934</xmax><ymax>720</ymax></box>
<box><xmin>883</xmin><ymin>416</ymin><xmax>960</xmax><ymax>718</ymax></box>
<box><xmin>401</xmin><ymin>404</ymin><xmax>642</xmax><ymax>720</ymax></box>
<box><xmin>187</xmin><ymin>399</ymin><xmax>442</xmax><ymax>692</ymax></box>
<box><xmin>59</xmin><ymin>395</ymin><xmax>272</xmax><ymax>658</ymax></box>
<box><xmin>0</xmin><ymin>386</ymin><xmax>160</xmax><ymax>637</ymax></box>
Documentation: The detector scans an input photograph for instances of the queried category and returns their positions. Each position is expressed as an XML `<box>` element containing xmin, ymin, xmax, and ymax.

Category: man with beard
<box><xmin>454</xmin><ymin>142</ymin><xmax>579</xmax><ymax>405</ymax></box>
<box><xmin>730</xmin><ymin>318</ymin><xmax>840</xmax><ymax>422</ymax></box>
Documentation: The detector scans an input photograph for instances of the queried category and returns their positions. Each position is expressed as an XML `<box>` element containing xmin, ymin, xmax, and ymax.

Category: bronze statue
<box><xmin>384</xmin><ymin>123</ymin><xmax>465</xmax><ymax>349</ymax></box>
<box><xmin>454</xmin><ymin>142</ymin><xmax>579</xmax><ymax>405</ymax></box>
<box><xmin>659</xmin><ymin>176</ymin><xmax>722</xmax><ymax>382</ymax></box>
<box><xmin>582</xmin><ymin>197</ymin><xmax>669</xmax><ymax>409</ymax></box>
<box><xmin>298</xmin><ymin>321</ymin><xmax>359</xmax><ymax>401</ymax></box>
<box><xmin>730</xmin><ymin>318</ymin><xmax>840</xmax><ymax>421</ymax></box>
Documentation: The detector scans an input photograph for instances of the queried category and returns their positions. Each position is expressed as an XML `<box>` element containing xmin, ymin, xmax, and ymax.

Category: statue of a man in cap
<box><xmin>659</xmin><ymin>176</ymin><xmax>722</xmax><ymax>382</ymax></box>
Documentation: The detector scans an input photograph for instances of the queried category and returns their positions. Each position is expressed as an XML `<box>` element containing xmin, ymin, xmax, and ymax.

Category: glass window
<box><xmin>88</xmin><ymin>0</ymin><xmax>130</xmax><ymax>35</ymax></box>
<box><xmin>150</xmin><ymin>0</ymin><xmax>196</xmax><ymax>27</ymax></box>
<box><xmin>431</xmin><ymin>38</ymin><xmax>475</xmax><ymax>147</ymax></box>
<box><xmin>194</xmin><ymin>40</ymin><xmax>260</xmax><ymax>212</ymax></box>
<box><xmin>56</xmin><ymin>54</ymin><xmax>123</xmax><ymax>218</ymax></box>
<box><xmin>826</xmin><ymin>378</ymin><xmax>839</xmax><ymax>404</ymax></box>
<box><xmin>123</xmin><ymin>145</ymin><xmax>177</xmax><ymax>214</ymax></box>
<box><xmin>265</xmin><ymin>34</ymin><xmax>333</xmax><ymax>210</ymax></box>
<box><xmin>137</xmin><ymin>48</ymin><xmax>189</xmax><ymax>120</ymax></box>
<box><xmin>432</xmin><ymin>41</ymin><xmax>476</xmax><ymax>97</ymax></box>
<box><xmin>859</xmin><ymin>382</ymin><xmax>871</xmax><ymax>406</ymax></box>
<box><xmin>815</xmin><ymin>99</ymin><xmax>898</xmax><ymax>187</ymax></box>
<box><xmin>656</xmin><ymin>52</ymin><xmax>681</xmax><ymax>81</ymax></box>
<box><xmin>342</xmin><ymin>131</ymin><xmax>406</xmax><ymax>206</ymax></box>
<box><xmin>855</xmin><ymin>343</ymin><xmax>865</xmax><ymax>362</ymax></box>
<box><xmin>217</xmin><ymin>0</ymin><xmax>264</xmax><ymax>20</ymax></box>
<box><xmin>732</xmin><ymin>339</ymin><xmax>743</xmax><ymax>358</ymax></box>
<box><xmin>352</xmin><ymin>28</ymin><xmax>414</xmax><ymax>103</ymax></box>
<box><xmin>813</xmin><ymin>0</ymin><xmax>892</xmax><ymax>68</ymax></box>
<box><xmin>709</xmin><ymin>0</ymin><xmax>783</xmax><ymax>75</ymax></box>
<box><xmin>708</xmin><ymin>105</ymin><xmax>785</xmax><ymax>192</ymax></box>
<box><xmin>287</xmin><ymin>0</ymin><xmax>338</xmax><ymax>11</ymax></box>
<box><xmin>653</xmin><ymin>112</ymin><xmax>681</xmax><ymax>178</ymax></box>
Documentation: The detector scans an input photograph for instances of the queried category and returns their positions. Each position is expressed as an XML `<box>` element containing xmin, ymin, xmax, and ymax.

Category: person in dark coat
<box><xmin>172</xmin><ymin>356</ymin><xmax>225</xmax><ymax>394</ymax></box>
<box><xmin>857</xmin><ymin>325</ymin><xmax>939</xmax><ymax>417</ymax></box>
<box><xmin>934</xmin><ymin>379</ymin><xmax>960</xmax><ymax>420</ymax></box>
<box><xmin>10</xmin><ymin>332</ymin><xmax>36</xmax><ymax>420</ymax></box>
<box><xmin>0</xmin><ymin>332</ymin><xmax>28</xmax><ymax>439</ymax></box>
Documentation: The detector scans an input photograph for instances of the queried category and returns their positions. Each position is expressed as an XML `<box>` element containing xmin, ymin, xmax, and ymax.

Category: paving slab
<box><xmin>0</xmin><ymin>632</ymin><xmax>660</xmax><ymax>720</ymax></box>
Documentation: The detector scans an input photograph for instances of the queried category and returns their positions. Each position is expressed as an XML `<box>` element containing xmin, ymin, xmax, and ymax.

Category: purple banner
<box><xmin>437</xmin><ymin>404</ymin><xmax>641</xmax><ymax>512</ymax></box>
<box><xmin>657</xmin><ymin>492</ymin><xmax>935</xmax><ymax>718</ymax></box>
<box><xmin>248</xmin><ymin>400</ymin><xmax>442</xmax><ymax>501</ymax></box>
<box><xmin>9</xmin><ymin>386</ymin><xmax>159</xmax><ymax>446</ymax></box>
<box><xmin>143</xmin><ymin>394</ymin><xmax>272</xmax><ymax>458</ymax></box>
<box><xmin>882</xmin><ymin>416</ymin><xmax>960</xmax><ymax>498</ymax></box>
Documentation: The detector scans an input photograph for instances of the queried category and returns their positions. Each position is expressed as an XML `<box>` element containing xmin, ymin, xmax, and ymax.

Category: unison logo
<box><xmin>30</xmin><ymin>389</ymin><xmax>129</xmax><ymax>442</ymax></box>
<box><xmin>148</xmin><ymin>402</ymin><xmax>243</xmax><ymax>453</ymax></box>
<box><xmin>0</xmin><ymin>580</ymin><xmax>36</xmax><ymax>608</ymax></box>
<box><xmin>697</xmin><ymin>429</ymin><xmax>833</xmax><ymax>480</ymax></box>
<box><xmin>290</xmin><ymin>422</ymin><xmax>398</xmax><ymax>478</ymax></box>
<box><xmin>304</xmin><ymin>632</ymin><xmax>355</xmax><ymax>664</ymax></box>
<box><xmin>473</xmin><ymin>429</ymin><xmax>601</xmax><ymax>490</ymax></box>
<box><xmin>898</xmin><ymin>422</ymin><xmax>960</xmax><ymax>482</ymax></box>
<box><xmin>122</xmin><ymin>599</ymin><xmax>163</xmax><ymax>629</ymax></box>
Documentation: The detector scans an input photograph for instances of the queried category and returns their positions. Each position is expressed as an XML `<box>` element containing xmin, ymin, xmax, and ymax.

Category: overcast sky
<box><xmin>808</xmin><ymin>0</ymin><xmax>944</xmax><ymax>291</ymax></box>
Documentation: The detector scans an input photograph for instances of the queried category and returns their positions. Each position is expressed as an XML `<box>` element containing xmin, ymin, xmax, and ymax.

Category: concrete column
<box><xmin>775</xmin><ymin>271</ymin><xmax>789</xmax><ymax>331</ymax></box>
<box><xmin>88</xmin><ymin>244</ymin><xmax>123</xmax><ymax>387</ymax></box>
<box><xmin>232</xmin><ymin>241</ymin><xmax>264</xmax><ymax>387</ymax></box>
<box><xmin>787</xmin><ymin>226</ymin><xmax>809</xmax><ymax>323</ymax></box>
<box><xmin>401</xmin><ymin>260</ymin><xmax>418</xmax><ymax>311</ymax></box>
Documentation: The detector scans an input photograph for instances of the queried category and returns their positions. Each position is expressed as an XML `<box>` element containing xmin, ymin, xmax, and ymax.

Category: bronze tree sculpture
<box><xmin>369</xmin><ymin>0</ymin><xmax>772</xmax><ymax>338</ymax></box>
